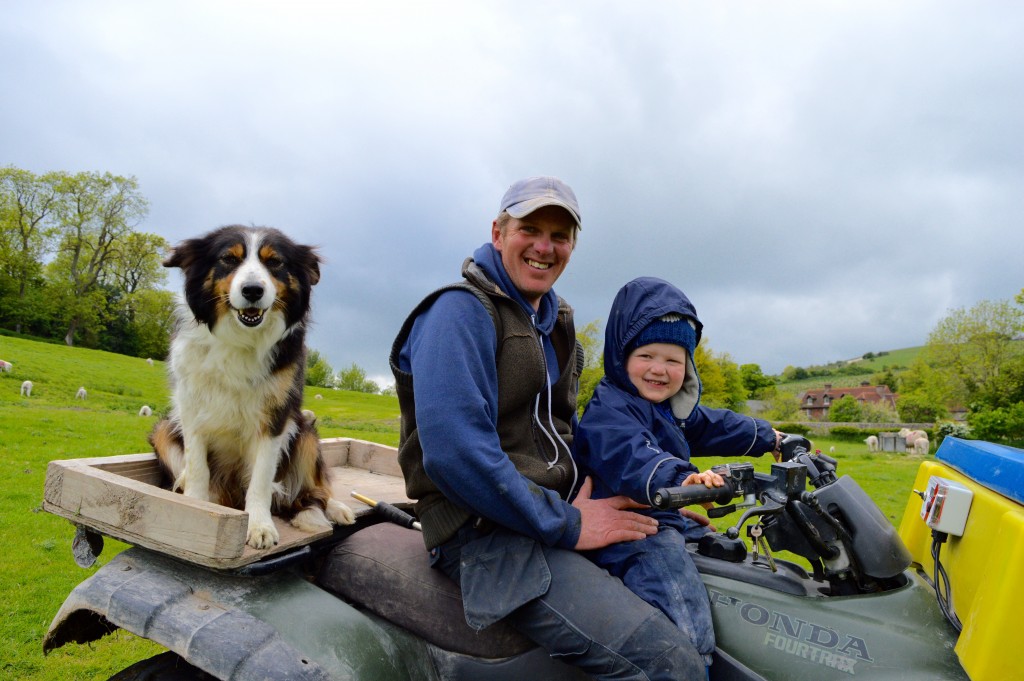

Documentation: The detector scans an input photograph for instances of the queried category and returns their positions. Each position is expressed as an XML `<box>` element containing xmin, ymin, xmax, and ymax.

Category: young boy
<box><xmin>575</xmin><ymin>276</ymin><xmax>782</xmax><ymax>669</ymax></box>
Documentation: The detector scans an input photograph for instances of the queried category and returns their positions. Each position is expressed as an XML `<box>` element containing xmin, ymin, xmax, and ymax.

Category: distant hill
<box><xmin>775</xmin><ymin>346</ymin><xmax>923</xmax><ymax>394</ymax></box>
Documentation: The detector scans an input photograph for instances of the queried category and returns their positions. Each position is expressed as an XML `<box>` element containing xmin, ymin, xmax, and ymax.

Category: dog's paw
<box><xmin>327</xmin><ymin>498</ymin><xmax>356</xmax><ymax>525</ymax></box>
<box><xmin>291</xmin><ymin>507</ymin><xmax>333</xmax><ymax>533</ymax></box>
<box><xmin>174</xmin><ymin>468</ymin><xmax>211</xmax><ymax>502</ymax></box>
<box><xmin>246</xmin><ymin>520</ymin><xmax>279</xmax><ymax>549</ymax></box>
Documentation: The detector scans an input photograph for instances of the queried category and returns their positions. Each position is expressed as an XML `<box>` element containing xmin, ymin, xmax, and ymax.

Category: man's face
<box><xmin>626</xmin><ymin>343</ymin><xmax>687</xmax><ymax>403</ymax></box>
<box><xmin>492</xmin><ymin>205</ymin><xmax>575</xmax><ymax>309</ymax></box>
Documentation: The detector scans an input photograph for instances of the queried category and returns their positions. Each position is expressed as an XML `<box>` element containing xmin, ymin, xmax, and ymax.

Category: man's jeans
<box><xmin>431</xmin><ymin>524</ymin><xmax>706</xmax><ymax>681</ymax></box>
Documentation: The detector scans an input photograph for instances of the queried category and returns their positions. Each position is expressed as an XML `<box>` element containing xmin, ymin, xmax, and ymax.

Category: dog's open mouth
<box><xmin>236</xmin><ymin>307</ymin><xmax>266</xmax><ymax>327</ymax></box>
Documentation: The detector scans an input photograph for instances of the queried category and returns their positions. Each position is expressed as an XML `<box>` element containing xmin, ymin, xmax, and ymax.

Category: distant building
<box><xmin>797</xmin><ymin>381</ymin><xmax>898</xmax><ymax>421</ymax></box>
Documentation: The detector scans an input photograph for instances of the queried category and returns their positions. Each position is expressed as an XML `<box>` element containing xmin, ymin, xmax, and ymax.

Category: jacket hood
<box><xmin>470</xmin><ymin>243</ymin><xmax>560</xmax><ymax>334</ymax></box>
<box><xmin>603</xmin><ymin>277</ymin><xmax>705</xmax><ymax>420</ymax></box>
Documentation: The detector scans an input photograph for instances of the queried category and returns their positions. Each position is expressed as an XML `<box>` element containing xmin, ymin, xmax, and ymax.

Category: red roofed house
<box><xmin>797</xmin><ymin>382</ymin><xmax>898</xmax><ymax>421</ymax></box>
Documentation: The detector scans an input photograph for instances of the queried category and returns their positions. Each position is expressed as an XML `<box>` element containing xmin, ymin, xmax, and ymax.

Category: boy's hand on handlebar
<box><xmin>771</xmin><ymin>429</ymin><xmax>784</xmax><ymax>462</ymax></box>
<box><xmin>682</xmin><ymin>470</ymin><xmax>725</xmax><ymax>488</ymax></box>
<box><xmin>572</xmin><ymin>477</ymin><xmax>658</xmax><ymax>551</ymax></box>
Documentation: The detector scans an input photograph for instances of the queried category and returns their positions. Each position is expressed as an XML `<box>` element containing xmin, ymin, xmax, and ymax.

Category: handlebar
<box><xmin>652</xmin><ymin>478</ymin><xmax>736</xmax><ymax>510</ymax></box>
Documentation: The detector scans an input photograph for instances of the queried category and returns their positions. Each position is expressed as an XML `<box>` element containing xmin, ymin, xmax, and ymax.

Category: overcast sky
<box><xmin>4</xmin><ymin>1</ymin><xmax>1022</xmax><ymax>384</ymax></box>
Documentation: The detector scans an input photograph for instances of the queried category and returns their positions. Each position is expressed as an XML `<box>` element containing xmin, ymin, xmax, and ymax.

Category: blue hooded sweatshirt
<box><xmin>397</xmin><ymin>243</ymin><xmax>582</xmax><ymax>548</ymax></box>
<box><xmin>576</xmin><ymin>277</ymin><xmax>776</xmax><ymax>533</ymax></box>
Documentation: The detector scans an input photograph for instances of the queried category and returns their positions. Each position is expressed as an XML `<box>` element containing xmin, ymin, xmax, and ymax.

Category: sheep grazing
<box><xmin>899</xmin><ymin>427</ymin><xmax>928</xmax><ymax>448</ymax></box>
<box><xmin>913</xmin><ymin>437</ymin><xmax>930</xmax><ymax>455</ymax></box>
<box><xmin>314</xmin><ymin>394</ymin><xmax>323</xmax><ymax>400</ymax></box>
<box><xmin>302</xmin><ymin>409</ymin><xmax>317</xmax><ymax>425</ymax></box>
<box><xmin>146</xmin><ymin>358</ymin><xmax>154</xmax><ymax>366</ymax></box>
<box><xmin>0</xmin><ymin>360</ymin><xmax>12</xmax><ymax>372</ymax></box>
<box><xmin>864</xmin><ymin>435</ymin><xmax>879</xmax><ymax>452</ymax></box>
<box><xmin>138</xmin><ymin>405</ymin><xmax>153</xmax><ymax>417</ymax></box>
<box><xmin>76</xmin><ymin>387</ymin><xmax>87</xmax><ymax>400</ymax></box>
<box><xmin>20</xmin><ymin>380</ymin><xmax>33</xmax><ymax>397</ymax></box>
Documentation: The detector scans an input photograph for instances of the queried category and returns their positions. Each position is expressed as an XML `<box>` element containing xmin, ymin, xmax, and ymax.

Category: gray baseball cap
<box><xmin>499</xmin><ymin>176</ymin><xmax>582</xmax><ymax>229</ymax></box>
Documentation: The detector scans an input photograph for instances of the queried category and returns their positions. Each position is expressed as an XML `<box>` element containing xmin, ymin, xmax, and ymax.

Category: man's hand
<box><xmin>680</xmin><ymin>508</ymin><xmax>716</xmax><ymax>532</ymax></box>
<box><xmin>572</xmin><ymin>477</ymin><xmax>658</xmax><ymax>551</ymax></box>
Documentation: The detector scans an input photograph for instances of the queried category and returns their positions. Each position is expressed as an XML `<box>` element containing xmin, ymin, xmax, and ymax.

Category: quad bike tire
<box><xmin>107</xmin><ymin>651</ymin><xmax>217</xmax><ymax>681</ymax></box>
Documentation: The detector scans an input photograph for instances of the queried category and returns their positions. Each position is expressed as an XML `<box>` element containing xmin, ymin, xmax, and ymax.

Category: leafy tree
<box><xmin>129</xmin><ymin>288</ymin><xmax>176</xmax><ymax>359</ymax></box>
<box><xmin>46</xmin><ymin>171</ymin><xmax>149</xmax><ymax>345</ymax></box>
<box><xmin>740</xmin><ymin>363</ymin><xmax>775</xmax><ymax>399</ymax></box>
<box><xmin>694</xmin><ymin>340</ymin><xmax>747</xmax><ymax>411</ymax></box>
<box><xmin>306</xmin><ymin>349</ymin><xmax>336</xmax><ymax>388</ymax></box>
<box><xmin>781</xmin><ymin>365</ymin><xmax>809</xmax><ymax>381</ymax></box>
<box><xmin>897</xmin><ymin>392</ymin><xmax>946</xmax><ymax>423</ymax></box>
<box><xmin>105</xmin><ymin>231</ymin><xmax>169</xmax><ymax>295</ymax></box>
<box><xmin>576</xmin><ymin>319</ymin><xmax>603</xmax><ymax>415</ymax></box>
<box><xmin>829</xmin><ymin>395</ymin><xmax>863</xmax><ymax>422</ymax></box>
<box><xmin>759</xmin><ymin>387</ymin><xmax>800</xmax><ymax>421</ymax></box>
<box><xmin>0</xmin><ymin>167</ymin><xmax>60</xmax><ymax>332</ymax></box>
<box><xmin>858</xmin><ymin>399</ymin><xmax>900</xmax><ymax>424</ymax></box>
<box><xmin>336</xmin><ymin>362</ymin><xmax>380</xmax><ymax>394</ymax></box>
<box><xmin>968</xmin><ymin>403</ymin><xmax>1024</xmax><ymax>444</ymax></box>
<box><xmin>872</xmin><ymin>368</ymin><xmax>899</xmax><ymax>394</ymax></box>
<box><xmin>922</xmin><ymin>299</ymin><xmax>1024</xmax><ymax>410</ymax></box>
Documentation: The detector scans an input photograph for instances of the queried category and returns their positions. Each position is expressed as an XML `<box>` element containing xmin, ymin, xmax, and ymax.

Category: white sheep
<box><xmin>146</xmin><ymin>358</ymin><xmax>154</xmax><ymax>366</ymax></box>
<box><xmin>0</xmin><ymin>360</ymin><xmax>12</xmax><ymax>372</ymax></box>
<box><xmin>864</xmin><ymin>435</ymin><xmax>879</xmax><ymax>452</ymax></box>
<box><xmin>20</xmin><ymin>380</ymin><xmax>33</xmax><ymax>397</ymax></box>
<box><xmin>138</xmin><ymin>405</ymin><xmax>153</xmax><ymax>417</ymax></box>
<box><xmin>899</xmin><ymin>428</ymin><xmax>928</xmax><ymax>448</ymax></box>
<box><xmin>75</xmin><ymin>387</ymin><xmax>87</xmax><ymax>400</ymax></box>
<box><xmin>913</xmin><ymin>437</ymin><xmax>929</xmax><ymax>455</ymax></box>
<box><xmin>301</xmin><ymin>409</ymin><xmax>317</xmax><ymax>425</ymax></box>
<box><xmin>829</xmin><ymin>446</ymin><xmax>836</xmax><ymax>454</ymax></box>
<box><xmin>314</xmin><ymin>394</ymin><xmax>323</xmax><ymax>400</ymax></box>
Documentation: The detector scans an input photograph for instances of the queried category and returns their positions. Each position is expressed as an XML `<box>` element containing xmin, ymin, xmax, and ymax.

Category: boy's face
<box><xmin>626</xmin><ymin>342</ymin><xmax>687</xmax><ymax>403</ymax></box>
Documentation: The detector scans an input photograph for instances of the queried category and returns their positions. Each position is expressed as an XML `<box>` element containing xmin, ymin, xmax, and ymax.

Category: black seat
<box><xmin>318</xmin><ymin>522</ymin><xmax>534</xmax><ymax>658</ymax></box>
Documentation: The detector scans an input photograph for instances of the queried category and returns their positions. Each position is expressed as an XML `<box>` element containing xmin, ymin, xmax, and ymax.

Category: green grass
<box><xmin>0</xmin><ymin>335</ymin><xmax>929</xmax><ymax>679</ymax></box>
<box><xmin>0</xmin><ymin>334</ymin><xmax>400</xmax><ymax>680</ymax></box>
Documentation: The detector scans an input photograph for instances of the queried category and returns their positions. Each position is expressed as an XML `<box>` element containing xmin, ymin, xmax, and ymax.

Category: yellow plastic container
<box><xmin>898</xmin><ymin>440</ymin><xmax>1024</xmax><ymax>681</ymax></box>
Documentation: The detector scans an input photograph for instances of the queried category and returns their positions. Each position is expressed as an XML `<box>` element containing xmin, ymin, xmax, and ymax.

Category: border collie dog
<box><xmin>150</xmin><ymin>225</ymin><xmax>354</xmax><ymax>549</ymax></box>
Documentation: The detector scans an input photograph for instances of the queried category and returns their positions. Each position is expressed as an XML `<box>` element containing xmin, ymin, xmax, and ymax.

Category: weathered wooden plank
<box><xmin>44</xmin><ymin>460</ymin><xmax>249</xmax><ymax>560</ymax></box>
<box><xmin>319</xmin><ymin>438</ymin><xmax>351</xmax><ymax>468</ymax></box>
<box><xmin>345</xmin><ymin>439</ymin><xmax>403</xmax><ymax>477</ymax></box>
<box><xmin>328</xmin><ymin>466</ymin><xmax>411</xmax><ymax>509</ymax></box>
<box><xmin>42</xmin><ymin>438</ymin><xmax>405</xmax><ymax>569</ymax></box>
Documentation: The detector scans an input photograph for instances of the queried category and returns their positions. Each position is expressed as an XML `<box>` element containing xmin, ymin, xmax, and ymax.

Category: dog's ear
<box><xmin>163</xmin><ymin>240</ymin><xmax>200</xmax><ymax>271</ymax></box>
<box><xmin>303</xmin><ymin>246</ymin><xmax>322</xmax><ymax>286</ymax></box>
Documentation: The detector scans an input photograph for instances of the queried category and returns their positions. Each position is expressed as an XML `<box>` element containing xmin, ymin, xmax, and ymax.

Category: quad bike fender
<box><xmin>44</xmin><ymin>547</ymin><xmax>438</xmax><ymax>681</ymax></box>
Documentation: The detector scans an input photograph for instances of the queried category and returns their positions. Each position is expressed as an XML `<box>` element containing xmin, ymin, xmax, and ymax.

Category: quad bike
<box><xmin>42</xmin><ymin>435</ymin><xmax>1024</xmax><ymax>680</ymax></box>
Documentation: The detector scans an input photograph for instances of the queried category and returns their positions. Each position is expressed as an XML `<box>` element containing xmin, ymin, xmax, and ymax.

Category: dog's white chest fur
<box><xmin>169</xmin><ymin>313</ymin><xmax>290</xmax><ymax>449</ymax></box>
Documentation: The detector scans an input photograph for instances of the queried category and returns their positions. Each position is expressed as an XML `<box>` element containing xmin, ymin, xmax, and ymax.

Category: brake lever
<box><xmin>725</xmin><ymin>496</ymin><xmax>786</xmax><ymax>540</ymax></box>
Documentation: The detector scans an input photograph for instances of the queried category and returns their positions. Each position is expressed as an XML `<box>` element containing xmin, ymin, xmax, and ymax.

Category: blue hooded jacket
<box><xmin>397</xmin><ymin>243</ymin><xmax>582</xmax><ymax>548</ymax></box>
<box><xmin>576</xmin><ymin>277</ymin><xmax>775</xmax><ymax>530</ymax></box>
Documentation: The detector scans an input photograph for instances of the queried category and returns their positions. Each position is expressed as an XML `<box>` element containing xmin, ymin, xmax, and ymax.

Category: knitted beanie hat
<box><xmin>628</xmin><ymin>313</ymin><xmax>698</xmax><ymax>357</ymax></box>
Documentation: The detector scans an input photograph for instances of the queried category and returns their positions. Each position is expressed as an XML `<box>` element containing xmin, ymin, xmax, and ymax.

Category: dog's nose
<box><xmin>241</xmin><ymin>284</ymin><xmax>264</xmax><ymax>303</ymax></box>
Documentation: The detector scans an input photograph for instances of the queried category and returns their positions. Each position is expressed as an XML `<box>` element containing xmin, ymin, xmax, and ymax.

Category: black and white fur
<box><xmin>150</xmin><ymin>225</ymin><xmax>354</xmax><ymax>549</ymax></box>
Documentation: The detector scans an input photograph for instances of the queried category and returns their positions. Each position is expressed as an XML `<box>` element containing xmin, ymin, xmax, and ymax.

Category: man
<box><xmin>390</xmin><ymin>177</ymin><xmax>706</xmax><ymax>680</ymax></box>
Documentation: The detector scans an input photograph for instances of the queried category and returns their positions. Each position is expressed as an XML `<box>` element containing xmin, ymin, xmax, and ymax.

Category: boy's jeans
<box><xmin>431</xmin><ymin>524</ymin><xmax>706</xmax><ymax>681</ymax></box>
<box><xmin>588</xmin><ymin>526</ymin><xmax>716</xmax><ymax>666</ymax></box>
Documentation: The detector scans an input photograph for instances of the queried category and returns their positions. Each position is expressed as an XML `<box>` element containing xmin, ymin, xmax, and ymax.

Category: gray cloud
<box><xmin>3</xmin><ymin>1</ymin><xmax>1022</xmax><ymax>382</ymax></box>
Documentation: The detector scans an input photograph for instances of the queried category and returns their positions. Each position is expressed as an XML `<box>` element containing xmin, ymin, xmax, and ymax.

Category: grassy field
<box><xmin>1</xmin><ymin>334</ymin><xmax>928</xmax><ymax>680</ymax></box>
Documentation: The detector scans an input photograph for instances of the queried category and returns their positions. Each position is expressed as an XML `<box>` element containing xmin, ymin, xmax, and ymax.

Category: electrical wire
<box><xmin>931</xmin><ymin>533</ymin><xmax>962</xmax><ymax>633</ymax></box>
